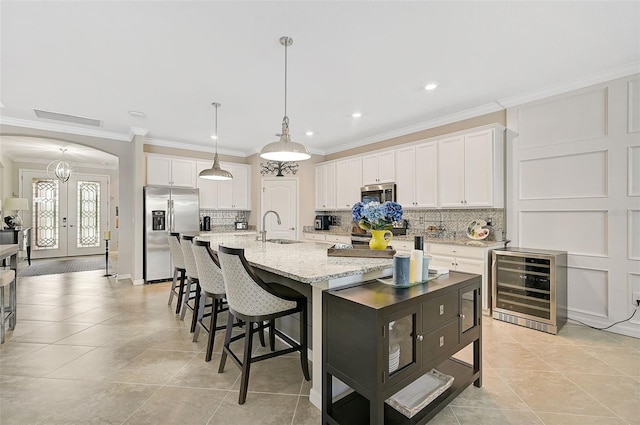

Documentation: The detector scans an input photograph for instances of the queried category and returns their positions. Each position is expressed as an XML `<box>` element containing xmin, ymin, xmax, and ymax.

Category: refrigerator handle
<box><xmin>168</xmin><ymin>199</ymin><xmax>174</xmax><ymax>232</ymax></box>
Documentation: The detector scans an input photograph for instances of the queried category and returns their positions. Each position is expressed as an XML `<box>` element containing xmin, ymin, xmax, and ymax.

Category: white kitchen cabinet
<box><xmin>325</xmin><ymin>234</ymin><xmax>351</xmax><ymax>244</ymax></box>
<box><xmin>437</xmin><ymin>128</ymin><xmax>504</xmax><ymax>208</ymax></box>
<box><xmin>216</xmin><ymin>162</ymin><xmax>251</xmax><ymax>210</ymax></box>
<box><xmin>195</xmin><ymin>161</ymin><xmax>219</xmax><ymax>209</ymax></box>
<box><xmin>315</xmin><ymin>162</ymin><xmax>336</xmax><ymax>210</ymax></box>
<box><xmin>304</xmin><ymin>232</ymin><xmax>328</xmax><ymax>241</ymax></box>
<box><xmin>429</xmin><ymin>243</ymin><xmax>491</xmax><ymax>312</ymax></box>
<box><xmin>395</xmin><ymin>141</ymin><xmax>438</xmax><ymax>208</ymax></box>
<box><xmin>389</xmin><ymin>239</ymin><xmax>416</xmax><ymax>252</ymax></box>
<box><xmin>336</xmin><ymin>157</ymin><xmax>363</xmax><ymax>210</ymax></box>
<box><xmin>362</xmin><ymin>151</ymin><xmax>395</xmax><ymax>185</ymax></box>
<box><xmin>146</xmin><ymin>154</ymin><xmax>196</xmax><ymax>187</ymax></box>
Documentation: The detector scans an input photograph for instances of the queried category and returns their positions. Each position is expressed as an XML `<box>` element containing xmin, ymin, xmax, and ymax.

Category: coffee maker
<box><xmin>314</xmin><ymin>215</ymin><xmax>331</xmax><ymax>230</ymax></box>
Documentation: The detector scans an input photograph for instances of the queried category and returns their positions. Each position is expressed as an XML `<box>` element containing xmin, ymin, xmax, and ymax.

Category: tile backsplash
<box><xmin>200</xmin><ymin>209</ymin><xmax>251</xmax><ymax>227</ymax></box>
<box><xmin>320</xmin><ymin>208</ymin><xmax>505</xmax><ymax>241</ymax></box>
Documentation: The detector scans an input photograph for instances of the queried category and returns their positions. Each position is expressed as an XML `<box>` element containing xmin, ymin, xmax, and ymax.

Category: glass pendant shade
<box><xmin>199</xmin><ymin>102</ymin><xmax>233</xmax><ymax>181</ymax></box>
<box><xmin>260</xmin><ymin>36</ymin><xmax>311</xmax><ymax>162</ymax></box>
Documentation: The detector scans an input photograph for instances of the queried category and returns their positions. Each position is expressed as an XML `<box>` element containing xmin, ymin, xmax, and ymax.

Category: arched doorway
<box><xmin>2</xmin><ymin>136</ymin><xmax>119</xmax><ymax>259</ymax></box>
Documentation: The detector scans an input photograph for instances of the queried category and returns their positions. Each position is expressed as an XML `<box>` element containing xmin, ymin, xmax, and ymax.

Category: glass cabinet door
<box><xmin>460</xmin><ymin>286</ymin><xmax>478</xmax><ymax>334</ymax></box>
<box><xmin>384</xmin><ymin>306</ymin><xmax>419</xmax><ymax>382</ymax></box>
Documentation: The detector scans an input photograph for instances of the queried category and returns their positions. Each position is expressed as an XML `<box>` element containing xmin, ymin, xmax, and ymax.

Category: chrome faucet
<box><xmin>260</xmin><ymin>210</ymin><xmax>281</xmax><ymax>242</ymax></box>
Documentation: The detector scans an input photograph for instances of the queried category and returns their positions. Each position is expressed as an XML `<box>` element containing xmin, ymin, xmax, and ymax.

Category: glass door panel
<box><xmin>460</xmin><ymin>287</ymin><xmax>478</xmax><ymax>334</ymax></box>
<box><xmin>384</xmin><ymin>305</ymin><xmax>419</xmax><ymax>384</ymax></box>
<box><xmin>23</xmin><ymin>171</ymin><xmax>109</xmax><ymax>258</ymax></box>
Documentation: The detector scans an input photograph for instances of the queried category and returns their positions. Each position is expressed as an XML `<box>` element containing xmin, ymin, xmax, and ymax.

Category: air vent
<box><xmin>34</xmin><ymin>109</ymin><xmax>102</xmax><ymax>127</ymax></box>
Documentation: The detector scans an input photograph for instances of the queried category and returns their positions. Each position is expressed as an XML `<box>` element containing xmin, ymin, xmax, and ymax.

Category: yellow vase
<box><xmin>369</xmin><ymin>229</ymin><xmax>393</xmax><ymax>250</ymax></box>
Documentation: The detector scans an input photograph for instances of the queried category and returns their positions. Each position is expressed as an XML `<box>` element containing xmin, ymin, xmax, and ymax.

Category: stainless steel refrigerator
<box><xmin>143</xmin><ymin>186</ymin><xmax>199</xmax><ymax>283</ymax></box>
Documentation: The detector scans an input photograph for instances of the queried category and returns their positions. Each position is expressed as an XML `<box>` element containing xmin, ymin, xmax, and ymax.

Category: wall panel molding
<box><xmin>629</xmin><ymin>210</ymin><xmax>640</xmax><ymax>260</ymax></box>
<box><xmin>567</xmin><ymin>266</ymin><xmax>608</xmax><ymax>318</ymax></box>
<box><xmin>629</xmin><ymin>146</ymin><xmax>640</xmax><ymax>196</ymax></box>
<box><xmin>518</xmin><ymin>87</ymin><xmax>608</xmax><ymax>149</ymax></box>
<box><xmin>519</xmin><ymin>150</ymin><xmax>608</xmax><ymax>200</ymax></box>
<box><xmin>628</xmin><ymin>79</ymin><xmax>640</xmax><ymax>134</ymax></box>
<box><xmin>519</xmin><ymin>210</ymin><xmax>608</xmax><ymax>257</ymax></box>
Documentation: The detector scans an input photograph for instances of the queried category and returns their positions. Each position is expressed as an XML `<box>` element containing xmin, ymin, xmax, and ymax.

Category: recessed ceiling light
<box><xmin>305</xmin><ymin>131</ymin><xmax>314</xmax><ymax>136</ymax></box>
<box><xmin>424</xmin><ymin>82</ymin><xmax>438</xmax><ymax>91</ymax></box>
<box><xmin>129</xmin><ymin>110</ymin><xmax>145</xmax><ymax>117</ymax></box>
<box><xmin>210</xmin><ymin>135</ymin><xmax>218</xmax><ymax>140</ymax></box>
<box><xmin>352</xmin><ymin>112</ymin><xmax>362</xmax><ymax>118</ymax></box>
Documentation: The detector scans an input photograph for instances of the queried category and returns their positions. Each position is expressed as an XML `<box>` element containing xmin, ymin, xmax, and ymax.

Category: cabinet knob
<box><xmin>416</xmin><ymin>334</ymin><xmax>424</xmax><ymax>341</ymax></box>
<box><xmin>460</xmin><ymin>314</ymin><xmax>466</xmax><ymax>319</ymax></box>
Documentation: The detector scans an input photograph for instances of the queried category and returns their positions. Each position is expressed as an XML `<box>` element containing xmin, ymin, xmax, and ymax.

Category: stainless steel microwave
<box><xmin>361</xmin><ymin>183</ymin><xmax>396</xmax><ymax>204</ymax></box>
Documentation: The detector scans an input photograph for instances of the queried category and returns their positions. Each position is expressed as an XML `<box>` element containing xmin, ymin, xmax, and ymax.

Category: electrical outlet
<box><xmin>633</xmin><ymin>292</ymin><xmax>640</xmax><ymax>308</ymax></box>
<box><xmin>419</xmin><ymin>216</ymin><xmax>424</xmax><ymax>224</ymax></box>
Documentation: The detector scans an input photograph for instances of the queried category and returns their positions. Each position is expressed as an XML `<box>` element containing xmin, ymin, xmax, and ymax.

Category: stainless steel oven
<box><xmin>361</xmin><ymin>183</ymin><xmax>396</xmax><ymax>204</ymax></box>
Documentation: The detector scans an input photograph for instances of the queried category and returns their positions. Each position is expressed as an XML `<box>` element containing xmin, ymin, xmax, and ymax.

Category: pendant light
<box><xmin>199</xmin><ymin>102</ymin><xmax>233</xmax><ymax>181</ymax></box>
<box><xmin>260</xmin><ymin>36</ymin><xmax>311</xmax><ymax>161</ymax></box>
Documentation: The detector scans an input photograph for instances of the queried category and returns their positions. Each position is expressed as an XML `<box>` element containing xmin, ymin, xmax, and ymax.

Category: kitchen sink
<box><xmin>266</xmin><ymin>239</ymin><xmax>302</xmax><ymax>244</ymax></box>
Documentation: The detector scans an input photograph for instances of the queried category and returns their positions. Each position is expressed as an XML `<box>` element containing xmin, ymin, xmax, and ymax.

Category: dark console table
<box><xmin>322</xmin><ymin>271</ymin><xmax>482</xmax><ymax>425</ymax></box>
<box><xmin>0</xmin><ymin>228</ymin><xmax>31</xmax><ymax>266</ymax></box>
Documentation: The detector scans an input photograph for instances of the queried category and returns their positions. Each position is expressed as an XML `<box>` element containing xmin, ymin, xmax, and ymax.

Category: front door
<box><xmin>22</xmin><ymin>171</ymin><xmax>110</xmax><ymax>259</ymax></box>
<box><xmin>261</xmin><ymin>178</ymin><xmax>298</xmax><ymax>240</ymax></box>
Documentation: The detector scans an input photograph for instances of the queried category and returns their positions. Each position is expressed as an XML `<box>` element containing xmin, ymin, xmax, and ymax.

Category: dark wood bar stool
<box><xmin>191</xmin><ymin>240</ymin><xmax>242</xmax><ymax>361</ymax></box>
<box><xmin>179</xmin><ymin>234</ymin><xmax>200</xmax><ymax>332</ymax></box>
<box><xmin>216</xmin><ymin>245</ymin><xmax>310</xmax><ymax>405</ymax></box>
<box><xmin>167</xmin><ymin>233</ymin><xmax>187</xmax><ymax>314</ymax></box>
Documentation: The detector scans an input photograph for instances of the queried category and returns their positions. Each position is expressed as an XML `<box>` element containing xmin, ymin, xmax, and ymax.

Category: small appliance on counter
<box><xmin>203</xmin><ymin>216</ymin><xmax>211</xmax><ymax>231</ymax></box>
<box><xmin>234</xmin><ymin>212</ymin><xmax>249</xmax><ymax>230</ymax></box>
<box><xmin>315</xmin><ymin>215</ymin><xmax>331</xmax><ymax>230</ymax></box>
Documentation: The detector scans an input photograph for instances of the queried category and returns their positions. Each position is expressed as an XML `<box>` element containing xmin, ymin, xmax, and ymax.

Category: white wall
<box><xmin>507</xmin><ymin>74</ymin><xmax>640</xmax><ymax>337</ymax></box>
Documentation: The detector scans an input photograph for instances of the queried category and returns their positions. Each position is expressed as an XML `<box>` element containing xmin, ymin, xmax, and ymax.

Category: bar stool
<box><xmin>167</xmin><ymin>233</ymin><xmax>187</xmax><ymax>314</ymax></box>
<box><xmin>191</xmin><ymin>240</ymin><xmax>238</xmax><ymax>361</ymax></box>
<box><xmin>179</xmin><ymin>234</ymin><xmax>200</xmax><ymax>332</ymax></box>
<box><xmin>217</xmin><ymin>245</ymin><xmax>310</xmax><ymax>404</ymax></box>
<box><xmin>0</xmin><ymin>269</ymin><xmax>16</xmax><ymax>344</ymax></box>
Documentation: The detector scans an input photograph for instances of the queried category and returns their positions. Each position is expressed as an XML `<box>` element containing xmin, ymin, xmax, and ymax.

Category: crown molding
<box><xmin>129</xmin><ymin>127</ymin><xmax>149</xmax><ymax>137</ymax></box>
<box><xmin>497</xmin><ymin>61</ymin><xmax>640</xmax><ymax>108</ymax></box>
<box><xmin>144</xmin><ymin>137</ymin><xmax>247</xmax><ymax>158</ymax></box>
<box><xmin>0</xmin><ymin>116</ymin><xmax>131</xmax><ymax>141</ymax></box>
<box><xmin>321</xmin><ymin>103</ymin><xmax>503</xmax><ymax>155</ymax></box>
<box><xmin>0</xmin><ymin>146</ymin><xmax>17</xmax><ymax>161</ymax></box>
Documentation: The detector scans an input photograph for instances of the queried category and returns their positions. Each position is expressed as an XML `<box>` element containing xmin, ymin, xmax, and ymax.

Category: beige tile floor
<box><xmin>1</xmin><ymin>268</ymin><xmax>639</xmax><ymax>424</ymax></box>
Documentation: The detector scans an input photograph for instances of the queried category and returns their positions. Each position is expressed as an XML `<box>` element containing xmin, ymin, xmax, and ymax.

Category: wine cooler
<box><xmin>492</xmin><ymin>247</ymin><xmax>567</xmax><ymax>334</ymax></box>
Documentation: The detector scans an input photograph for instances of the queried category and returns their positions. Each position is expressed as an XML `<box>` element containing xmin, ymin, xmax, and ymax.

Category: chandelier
<box><xmin>47</xmin><ymin>148</ymin><xmax>77</xmax><ymax>183</ymax></box>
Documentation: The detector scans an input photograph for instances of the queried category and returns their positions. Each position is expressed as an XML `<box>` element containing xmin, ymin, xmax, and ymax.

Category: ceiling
<box><xmin>1</xmin><ymin>1</ymin><xmax>639</xmax><ymax>166</ymax></box>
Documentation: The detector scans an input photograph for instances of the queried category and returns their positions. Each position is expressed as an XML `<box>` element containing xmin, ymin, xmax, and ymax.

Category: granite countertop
<box><xmin>303</xmin><ymin>229</ymin><xmax>507</xmax><ymax>248</ymax></box>
<box><xmin>196</xmin><ymin>234</ymin><xmax>392</xmax><ymax>284</ymax></box>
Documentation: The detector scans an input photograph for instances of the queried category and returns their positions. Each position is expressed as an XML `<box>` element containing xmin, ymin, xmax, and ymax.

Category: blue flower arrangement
<box><xmin>351</xmin><ymin>201</ymin><xmax>404</xmax><ymax>231</ymax></box>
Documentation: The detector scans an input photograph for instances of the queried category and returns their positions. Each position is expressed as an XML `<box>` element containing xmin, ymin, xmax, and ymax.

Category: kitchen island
<box><xmin>196</xmin><ymin>233</ymin><xmax>393</xmax><ymax>408</ymax></box>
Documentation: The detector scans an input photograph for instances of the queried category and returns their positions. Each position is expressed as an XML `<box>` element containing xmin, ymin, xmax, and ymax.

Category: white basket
<box><xmin>385</xmin><ymin>369</ymin><xmax>454</xmax><ymax>418</ymax></box>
